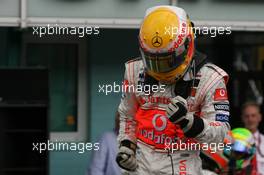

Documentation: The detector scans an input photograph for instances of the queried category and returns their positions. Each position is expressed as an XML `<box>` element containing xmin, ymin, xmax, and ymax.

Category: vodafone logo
<box><xmin>173</xmin><ymin>22</ymin><xmax>187</xmax><ymax>49</ymax></box>
<box><xmin>220</xmin><ymin>89</ymin><xmax>226</xmax><ymax>96</ymax></box>
<box><xmin>214</xmin><ymin>88</ymin><xmax>228</xmax><ymax>101</ymax></box>
<box><xmin>152</xmin><ymin>114</ymin><xmax>167</xmax><ymax>131</ymax></box>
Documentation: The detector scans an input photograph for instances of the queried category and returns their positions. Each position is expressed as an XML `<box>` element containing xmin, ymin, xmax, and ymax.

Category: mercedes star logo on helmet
<box><xmin>151</xmin><ymin>35</ymin><xmax>163</xmax><ymax>48</ymax></box>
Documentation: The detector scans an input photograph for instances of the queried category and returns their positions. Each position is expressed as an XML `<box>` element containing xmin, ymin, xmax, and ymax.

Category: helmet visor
<box><xmin>230</xmin><ymin>141</ymin><xmax>252</xmax><ymax>160</ymax></box>
<box><xmin>233</xmin><ymin>140</ymin><xmax>248</xmax><ymax>153</ymax></box>
<box><xmin>140</xmin><ymin>46</ymin><xmax>187</xmax><ymax>73</ymax></box>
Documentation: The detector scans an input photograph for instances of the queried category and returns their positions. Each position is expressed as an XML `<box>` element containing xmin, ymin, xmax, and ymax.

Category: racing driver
<box><xmin>116</xmin><ymin>5</ymin><xmax>231</xmax><ymax>175</ymax></box>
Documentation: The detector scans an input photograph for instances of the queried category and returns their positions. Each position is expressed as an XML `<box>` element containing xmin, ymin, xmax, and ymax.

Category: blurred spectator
<box><xmin>86</xmin><ymin>112</ymin><xmax>121</xmax><ymax>175</ymax></box>
<box><xmin>242</xmin><ymin>102</ymin><xmax>264</xmax><ymax>175</ymax></box>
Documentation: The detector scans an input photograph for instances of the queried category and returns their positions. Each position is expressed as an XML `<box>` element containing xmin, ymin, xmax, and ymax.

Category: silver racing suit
<box><xmin>118</xmin><ymin>57</ymin><xmax>230</xmax><ymax>175</ymax></box>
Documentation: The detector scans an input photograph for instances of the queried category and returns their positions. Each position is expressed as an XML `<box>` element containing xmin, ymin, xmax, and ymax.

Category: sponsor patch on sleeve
<box><xmin>214</xmin><ymin>103</ymin><xmax>230</xmax><ymax>112</ymax></box>
<box><xmin>215</xmin><ymin>114</ymin><xmax>229</xmax><ymax>122</ymax></box>
<box><xmin>214</xmin><ymin>88</ymin><xmax>228</xmax><ymax>101</ymax></box>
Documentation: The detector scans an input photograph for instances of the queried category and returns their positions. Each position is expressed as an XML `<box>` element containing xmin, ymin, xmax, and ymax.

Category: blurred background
<box><xmin>0</xmin><ymin>0</ymin><xmax>263</xmax><ymax>175</ymax></box>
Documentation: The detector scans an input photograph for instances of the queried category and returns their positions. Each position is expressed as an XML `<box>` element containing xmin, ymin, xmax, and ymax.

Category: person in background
<box><xmin>201</xmin><ymin>128</ymin><xmax>257</xmax><ymax>175</ymax></box>
<box><xmin>242</xmin><ymin>102</ymin><xmax>264</xmax><ymax>175</ymax></box>
<box><xmin>87</xmin><ymin>111</ymin><xmax>121</xmax><ymax>175</ymax></box>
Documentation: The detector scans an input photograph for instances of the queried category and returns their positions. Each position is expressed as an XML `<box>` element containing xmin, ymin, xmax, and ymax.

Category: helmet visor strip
<box><xmin>140</xmin><ymin>45</ymin><xmax>187</xmax><ymax>73</ymax></box>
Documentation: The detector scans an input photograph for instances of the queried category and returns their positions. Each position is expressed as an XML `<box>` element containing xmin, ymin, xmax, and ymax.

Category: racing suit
<box><xmin>118</xmin><ymin>51</ymin><xmax>230</xmax><ymax>175</ymax></box>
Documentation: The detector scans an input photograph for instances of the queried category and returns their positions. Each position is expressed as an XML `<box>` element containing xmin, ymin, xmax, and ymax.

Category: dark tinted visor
<box><xmin>140</xmin><ymin>47</ymin><xmax>187</xmax><ymax>73</ymax></box>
